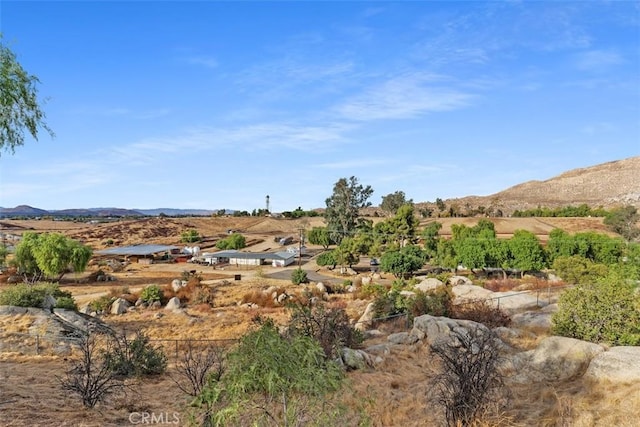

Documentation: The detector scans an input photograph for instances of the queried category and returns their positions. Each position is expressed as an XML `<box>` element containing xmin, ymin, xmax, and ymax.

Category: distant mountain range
<box><xmin>0</xmin><ymin>206</ymin><xmax>218</xmax><ymax>218</ymax></box>
<box><xmin>2</xmin><ymin>156</ymin><xmax>639</xmax><ymax>219</ymax></box>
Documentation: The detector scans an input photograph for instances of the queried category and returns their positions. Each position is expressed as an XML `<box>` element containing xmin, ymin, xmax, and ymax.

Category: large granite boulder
<box><xmin>584</xmin><ymin>347</ymin><xmax>640</xmax><ymax>383</ymax></box>
<box><xmin>110</xmin><ymin>298</ymin><xmax>130</xmax><ymax>315</ymax></box>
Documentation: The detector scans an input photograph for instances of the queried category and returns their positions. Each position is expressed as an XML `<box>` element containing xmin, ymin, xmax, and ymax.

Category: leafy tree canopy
<box><xmin>380</xmin><ymin>244</ymin><xmax>426</xmax><ymax>278</ymax></box>
<box><xmin>13</xmin><ymin>232</ymin><xmax>92</xmax><ymax>281</ymax></box>
<box><xmin>380</xmin><ymin>191</ymin><xmax>412</xmax><ymax>216</ymax></box>
<box><xmin>1</xmin><ymin>36</ymin><xmax>53</xmax><ymax>155</ymax></box>
<box><xmin>307</xmin><ymin>226</ymin><xmax>334</xmax><ymax>249</ymax></box>
<box><xmin>324</xmin><ymin>176</ymin><xmax>373</xmax><ymax>243</ymax></box>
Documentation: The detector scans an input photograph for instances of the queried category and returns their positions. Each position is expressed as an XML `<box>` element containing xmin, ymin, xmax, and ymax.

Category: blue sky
<box><xmin>1</xmin><ymin>1</ymin><xmax>638</xmax><ymax>212</ymax></box>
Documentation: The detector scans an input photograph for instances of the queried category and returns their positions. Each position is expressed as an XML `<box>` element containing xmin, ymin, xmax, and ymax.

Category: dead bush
<box><xmin>450</xmin><ymin>299</ymin><xmax>511</xmax><ymax>328</ymax></box>
<box><xmin>171</xmin><ymin>340</ymin><xmax>226</xmax><ymax>397</ymax></box>
<box><xmin>58</xmin><ymin>332</ymin><xmax>124</xmax><ymax>408</ymax></box>
<box><xmin>286</xmin><ymin>302</ymin><xmax>363</xmax><ymax>359</ymax></box>
<box><xmin>191</xmin><ymin>303</ymin><xmax>213</xmax><ymax>313</ymax></box>
<box><xmin>483</xmin><ymin>279</ymin><xmax>520</xmax><ymax>292</ymax></box>
<box><xmin>241</xmin><ymin>290</ymin><xmax>277</xmax><ymax>308</ymax></box>
<box><xmin>430</xmin><ymin>327</ymin><xmax>505</xmax><ymax>427</ymax></box>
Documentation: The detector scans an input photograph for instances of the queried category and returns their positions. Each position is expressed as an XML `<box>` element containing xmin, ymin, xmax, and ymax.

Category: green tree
<box><xmin>315</xmin><ymin>250</ymin><xmax>337</xmax><ymax>269</ymax></box>
<box><xmin>385</xmin><ymin>203</ymin><xmax>420</xmax><ymax>248</ymax></box>
<box><xmin>552</xmin><ymin>271</ymin><xmax>640</xmax><ymax>345</ymax></box>
<box><xmin>13</xmin><ymin>232</ymin><xmax>92</xmax><ymax>281</ymax></box>
<box><xmin>380</xmin><ymin>191</ymin><xmax>411</xmax><ymax>216</ymax></box>
<box><xmin>216</xmin><ymin>233</ymin><xmax>246</xmax><ymax>250</ymax></box>
<box><xmin>545</xmin><ymin>229</ymin><xmax>577</xmax><ymax>265</ymax></box>
<box><xmin>334</xmin><ymin>237</ymin><xmax>360</xmax><ymax>269</ymax></box>
<box><xmin>604</xmin><ymin>205</ymin><xmax>640</xmax><ymax>241</ymax></box>
<box><xmin>380</xmin><ymin>245</ymin><xmax>426</xmax><ymax>278</ymax></box>
<box><xmin>420</xmin><ymin>221</ymin><xmax>442</xmax><ymax>258</ymax></box>
<box><xmin>13</xmin><ymin>231</ymin><xmax>41</xmax><ymax>279</ymax></box>
<box><xmin>307</xmin><ymin>226</ymin><xmax>333</xmax><ymax>249</ymax></box>
<box><xmin>324</xmin><ymin>176</ymin><xmax>373</xmax><ymax>244</ymax></box>
<box><xmin>69</xmin><ymin>241</ymin><xmax>93</xmax><ymax>279</ymax></box>
<box><xmin>453</xmin><ymin>239</ymin><xmax>488</xmax><ymax>270</ymax></box>
<box><xmin>507</xmin><ymin>230</ymin><xmax>545</xmax><ymax>273</ymax></box>
<box><xmin>1</xmin><ymin>36</ymin><xmax>54</xmax><ymax>155</ymax></box>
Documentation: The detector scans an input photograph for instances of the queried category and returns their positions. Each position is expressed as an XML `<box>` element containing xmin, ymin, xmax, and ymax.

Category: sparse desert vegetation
<box><xmin>1</xmin><ymin>195</ymin><xmax>639</xmax><ymax>426</ymax></box>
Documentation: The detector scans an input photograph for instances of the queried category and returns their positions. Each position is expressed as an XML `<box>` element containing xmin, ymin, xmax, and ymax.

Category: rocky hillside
<box><xmin>436</xmin><ymin>156</ymin><xmax>640</xmax><ymax>216</ymax></box>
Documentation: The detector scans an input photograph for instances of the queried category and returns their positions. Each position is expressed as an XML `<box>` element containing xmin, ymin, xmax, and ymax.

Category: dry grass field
<box><xmin>1</xmin><ymin>215</ymin><xmax>639</xmax><ymax>426</ymax></box>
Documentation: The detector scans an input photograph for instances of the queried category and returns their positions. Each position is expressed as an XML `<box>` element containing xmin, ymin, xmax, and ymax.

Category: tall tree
<box><xmin>421</xmin><ymin>221</ymin><xmax>442</xmax><ymax>259</ymax></box>
<box><xmin>1</xmin><ymin>37</ymin><xmax>53</xmax><ymax>155</ymax></box>
<box><xmin>380</xmin><ymin>191</ymin><xmax>412</xmax><ymax>216</ymax></box>
<box><xmin>324</xmin><ymin>176</ymin><xmax>373</xmax><ymax>244</ymax></box>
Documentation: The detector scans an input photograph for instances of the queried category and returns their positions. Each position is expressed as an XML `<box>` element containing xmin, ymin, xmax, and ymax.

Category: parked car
<box><xmin>370</xmin><ymin>258</ymin><xmax>379</xmax><ymax>266</ymax></box>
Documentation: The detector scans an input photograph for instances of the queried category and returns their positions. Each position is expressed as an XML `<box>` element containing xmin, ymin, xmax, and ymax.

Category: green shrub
<box><xmin>90</xmin><ymin>295</ymin><xmax>115</xmax><ymax>313</ymax></box>
<box><xmin>552</xmin><ymin>255</ymin><xmax>609</xmax><ymax>285</ymax></box>
<box><xmin>195</xmin><ymin>319</ymin><xmax>344</xmax><ymax>426</ymax></box>
<box><xmin>316</xmin><ymin>251</ymin><xmax>337</xmax><ymax>268</ymax></box>
<box><xmin>373</xmin><ymin>286</ymin><xmax>453</xmax><ymax>320</ymax></box>
<box><xmin>180</xmin><ymin>229</ymin><xmax>201</xmax><ymax>243</ymax></box>
<box><xmin>552</xmin><ymin>272</ymin><xmax>640</xmax><ymax>345</ymax></box>
<box><xmin>55</xmin><ymin>296</ymin><xmax>78</xmax><ymax>310</ymax></box>
<box><xmin>409</xmin><ymin>287</ymin><xmax>453</xmax><ymax>319</ymax></box>
<box><xmin>140</xmin><ymin>285</ymin><xmax>164</xmax><ymax>303</ymax></box>
<box><xmin>291</xmin><ymin>268</ymin><xmax>308</xmax><ymax>285</ymax></box>
<box><xmin>357</xmin><ymin>283</ymin><xmax>387</xmax><ymax>299</ymax></box>
<box><xmin>104</xmin><ymin>330</ymin><xmax>167</xmax><ymax>377</ymax></box>
<box><xmin>0</xmin><ymin>282</ymin><xmax>76</xmax><ymax>309</ymax></box>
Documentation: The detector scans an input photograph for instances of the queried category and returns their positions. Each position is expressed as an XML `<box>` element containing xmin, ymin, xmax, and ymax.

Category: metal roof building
<box><xmin>95</xmin><ymin>244</ymin><xmax>179</xmax><ymax>257</ymax></box>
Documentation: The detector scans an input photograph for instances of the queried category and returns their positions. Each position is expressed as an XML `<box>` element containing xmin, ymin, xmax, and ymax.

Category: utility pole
<box><xmin>298</xmin><ymin>227</ymin><xmax>304</xmax><ymax>267</ymax></box>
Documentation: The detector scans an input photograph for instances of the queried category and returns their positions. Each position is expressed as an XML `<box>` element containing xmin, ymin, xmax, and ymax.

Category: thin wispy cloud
<box><xmin>107</xmin><ymin>120</ymin><xmax>354</xmax><ymax>167</ymax></box>
<box><xmin>313</xmin><ymin>158</ymin><xmax>388</xmax><ymax>170</ymax></box>
<box><xmin>184</xmin><ymin>55</ymin><xmax>218</xmax><ymax>68</ymax></box>
<box><xmin>335</xmin><ymin>72</ymin><xmax>474</xmax><ymax>121</ymax></box>
<box><xmin>574</xmin><ymin>50</ymin><xmax>623</xmax><ymax>72</ymax></box>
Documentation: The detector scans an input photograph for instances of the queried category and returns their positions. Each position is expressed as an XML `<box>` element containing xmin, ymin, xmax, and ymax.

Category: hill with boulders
<box><xmin>408</xmin><ymin>156</ymin><xmax>640</xmax><ymax>217</ymax></box>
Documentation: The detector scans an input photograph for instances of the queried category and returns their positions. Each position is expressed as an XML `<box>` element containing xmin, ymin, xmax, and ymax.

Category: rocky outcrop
<box><xmin>110</xmin><ymin>298</ymin><xmax>130</xmax><ymax>315</ymax></box>
<box><xmin>355</xmin><ymin>302</ymin><xmax>376</xmax><ymax>331</ymax></box>
<box><xmin>506</xmin><ymin>336</ymin><xmax>605</xmax><ymax>383</ymax></box>
<box><xmin>584</xmin><ymin>347</ymin><xmax>640</xmax><ymax>383</ymax></box>
<box><xmin>165</xmin><ymin>297</ymin><xmax>181</xmax><ymax>311</ymax></box>
<box><xmin>414</xmin><ymin>278</ymin><xmax>444</xmax><ymax>293</ymax></box>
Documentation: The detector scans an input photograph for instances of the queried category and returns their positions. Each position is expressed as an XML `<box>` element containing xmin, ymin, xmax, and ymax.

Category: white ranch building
<box><xmin>195</xmin><ymin>250</ymin><xmax>296</xmax><ymax>267</ymax></box>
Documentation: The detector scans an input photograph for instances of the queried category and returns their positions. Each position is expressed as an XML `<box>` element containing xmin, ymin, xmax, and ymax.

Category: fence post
<box><xmin>35</xmin><ymin>334</ymin><xmax>40</xmax><ymax>356</ymax></box>
<box><xmin>175</xmin><ymin>340</ymin><xmax>179</xmax><ymax>360</ymax></box>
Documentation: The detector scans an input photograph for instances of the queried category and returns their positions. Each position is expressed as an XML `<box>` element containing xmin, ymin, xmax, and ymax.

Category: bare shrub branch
<box><xmin>430</xmin><ymin>327</ymin><xmax>505</xmax><ymax>427</ymax></box>
<box><xmin>58</xmin><ymin>332</ymin><xmax>124</xmax><ymax>408</ymax></box>
<box><xmin>171</xmin><ymin>340</ymin><xmax>226</xmax><ymax>397</ymax></box>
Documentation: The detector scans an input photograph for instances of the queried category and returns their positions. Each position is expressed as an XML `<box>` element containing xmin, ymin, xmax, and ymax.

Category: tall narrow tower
<box><xmin>266</xmin><ymin>195</ymin><xmax>270</xmax><ymax>213</ymax></box>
